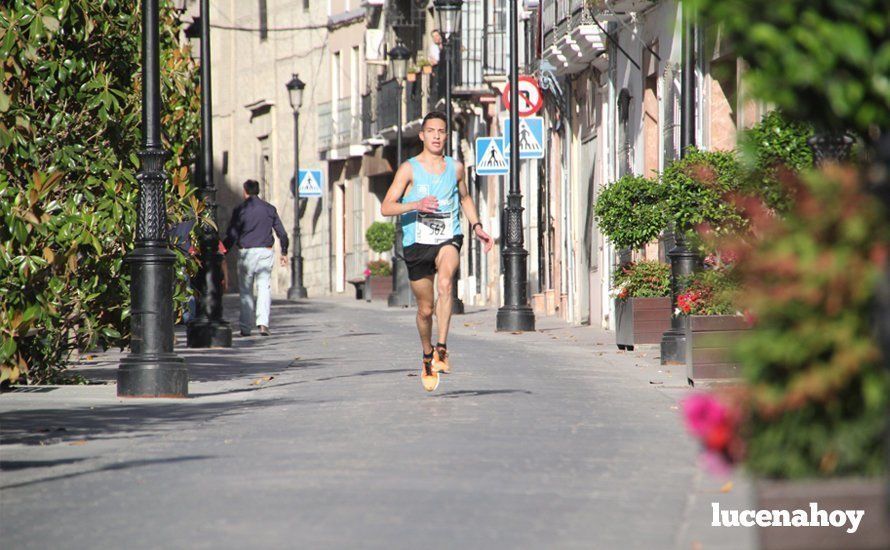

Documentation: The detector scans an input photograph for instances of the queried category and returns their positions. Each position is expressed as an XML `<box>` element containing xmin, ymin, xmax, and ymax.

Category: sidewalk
<box><xmin>1</xmin><ymin>295</ymin><xmax>753</xmax><ymax>549</ymax></box>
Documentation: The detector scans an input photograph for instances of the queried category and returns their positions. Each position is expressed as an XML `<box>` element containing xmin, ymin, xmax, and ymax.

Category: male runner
<box><xmin>381</xmin><ymin>111</ymin><xmax>493</xmax><ymax>391</ymax></box>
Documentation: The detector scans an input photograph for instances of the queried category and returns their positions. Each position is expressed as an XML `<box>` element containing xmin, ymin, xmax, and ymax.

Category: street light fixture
<box><xmin>495</xmin><ymin>0</ymin><xmax>535</xmax><ymax>331</ymax></box>
<box><xmin>286</xmin><ymin>73</ymin><xmax>309</xmax><ymax>301</ymax></box>
<box><xmin>387</xmin><ymin>43</ymin><xmax>414</xmax><ymax>308</ymax></box>
<box><xmin>433</xmin><ymin>0</ymin><xmax>465</xmax><ymax>315</ymax></box>
<box><xmin>186</xmin><ymin>0</ymin><xmax>233</xmax><ymax>349</ymax></box>
<box><xmin>117</xmin><ymin>0</ymin><xmax>188</xmax><ymax>396</ymax></box>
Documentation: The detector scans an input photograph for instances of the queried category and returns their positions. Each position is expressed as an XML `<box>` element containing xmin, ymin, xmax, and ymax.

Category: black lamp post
<box><xmin>117</xmin><ymin>0</ymin><xmax>188</xmax><ymax>397</ymax></box>
<box><xmin>387</xmin><ymin>43</ymin><xmax>413</xmax><ymax>308</ymax></box>
<box><xmin>496</xmin><ymin>0</ymin><xmax>535</xmax><ymax>331</ymax></box>
<box><xmin>434</xmin><ymin>0</ymin><xmax>465</xmax><ymax>315</ymax></box>
<box><xmin>185</xmin><ymin>3</ymin><xmax>232</xmax><ymax>349</ymax></box>
<box><xmin>660</xmin><ymin>8</ymin><xmax>698</xmax><ymax>365</ymax></box>
<box><xmin>286</xmin><ymin>73</ymin><xmax>309</xmax><ymax>301</ymax></box>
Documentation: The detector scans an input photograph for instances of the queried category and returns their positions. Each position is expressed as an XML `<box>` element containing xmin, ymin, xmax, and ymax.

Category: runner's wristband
<box><xmin>471</xmin><ymin>222</ymin><xmax>483</xmax><ymax>232</ymax></box>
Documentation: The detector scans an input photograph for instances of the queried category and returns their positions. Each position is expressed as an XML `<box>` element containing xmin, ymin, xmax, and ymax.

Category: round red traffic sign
<box><xmin>502</xmin><ymin>75</ymin><xmax>544</xmax><ymax>117</ymax></box>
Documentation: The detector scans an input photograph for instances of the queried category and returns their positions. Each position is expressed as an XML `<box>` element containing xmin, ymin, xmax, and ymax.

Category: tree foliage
<box><xmin>593</xmin><ymin>174</ymin><xmax>666</xmax><ymax>251</ymax></box>
<box><xmin>661</xmin><ymin>148</ymin><xmax>745</xmax><ymax>236</ymax></box>
<box><xmin>0</xmin><ymin>1</ymin><xmax>202</xmax><ymax>384</ymax></box>
<box><xmin>365</xmin><ymin>221</ymin><xmax>395</xmax><ymax>254</ymax></box>
<box><xmin>690</xmin><ymin>0</ymin><xmax>890</xmax><ymax>135</ymax></box>
<box><xmin>728</xmin><ymin>167</ymin><xmax>890</xmax><ymax>478</ymax></box>
<box><xmin>739</xmin><ymin>110</ymin><xmax>814</xmax><ymax>212</ymax></box>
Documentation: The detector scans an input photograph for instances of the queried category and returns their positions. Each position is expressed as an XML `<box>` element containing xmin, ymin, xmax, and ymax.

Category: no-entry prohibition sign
<box><xmin>502</xmin><ymin>75</ymin><xmax>544</xmax><ymax>117</ymax></box>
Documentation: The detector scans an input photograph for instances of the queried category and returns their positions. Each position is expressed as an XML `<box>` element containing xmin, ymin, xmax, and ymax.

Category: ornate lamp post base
<box><xmin>660</xmin><ymin>238</ymin><xmax>699</xmax><ymax>365</ymax></box>
<box><xmin>118</xmin><ymin>246</ymin><xmax>188</xmax><ymax>397</ymax></box>
<box><xmin>387</xmin><ymin>256</ymin><xmax>413</xmax><ymax>307</ymax></box>
<box><xmin>287</xmin><ymin>251</ymin><xmax>308</xmax><ymax>300</ymax></box>
<box><xmin>496</xmin><ymin>245</ymin><xmax>535</xmax><ymax>332</ymax></box>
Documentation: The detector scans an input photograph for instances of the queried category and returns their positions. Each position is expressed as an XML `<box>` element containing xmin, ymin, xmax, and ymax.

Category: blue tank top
<box><xmin>401</xmin><ymin>156</ymin><xmax>462</xmax><ymax>247</ymax></box>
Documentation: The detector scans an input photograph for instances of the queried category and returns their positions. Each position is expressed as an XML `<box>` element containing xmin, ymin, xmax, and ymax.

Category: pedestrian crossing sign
<box><xmin>298</xmin><ymin>169</ymin><xmax>323</xmax><ymax>198</ymax></box>
<box><xmin>504</xmin><ymin>116</ymin><xmax>545</xmax><ymax>159</ymax></box>
<box><xmin>475</xmin><ymin>137</ymin><xmax>509</xmax><ymax>176</ymax></box>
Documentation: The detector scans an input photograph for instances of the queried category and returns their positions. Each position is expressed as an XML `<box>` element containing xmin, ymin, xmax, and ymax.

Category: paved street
<box><xmin>1</xmin><ymin>296</ymin><xmax>753</xmax><ymax>549</ymax></box>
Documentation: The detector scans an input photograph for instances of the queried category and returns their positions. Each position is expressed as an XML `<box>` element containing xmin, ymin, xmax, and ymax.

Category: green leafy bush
<box><xmin>0</xmin><ymin>1</ymin><xmax>202</xmax><ymax>384</ymax></box>
<box><xmin>594</xmin><ymin>174</ymin><xmax>666</xmax><ymax>251</ymax></box>
<box><xmin>365</xmin><ymin>221</ymin><xmax>395</xmax><ymax>254</ymax></box>
<box><xmin>677</xmin><ymin>268</ymin><xmax>739</xmax><ymax>316</ymax></box>
<box><xmin>661</xmin><ymin>148</ymin><xmax>745</xmax><ymax>239</ymax></box>
<box><xmin>611</xmin><ymin>260</ymin><xmax>671</xmax><ymax>299</ymax></box>
<box><xmin>689</xmin><ymin>0</ymin><xmax>890</xmax><ymax>135</ymax></box>
<box><xmin>366</xmin><ymin>259</ymin><xmax>392</xmax><ymax>277</ymax></box>
<box><xmin>739</xmin><ymin>111</ymin><xmax>814</xmax><ymax>212</ymax></box>
<box><xmin>731</xmin><ymin>167</ymin><xmax>888</xmax><ymax>478</ymax></box>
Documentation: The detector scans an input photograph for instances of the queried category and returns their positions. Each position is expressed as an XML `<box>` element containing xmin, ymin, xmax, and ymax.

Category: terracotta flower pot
<box><xmin>368</xmin><ymin>275</ymin><xmax>392</xmax><ymax>301</ymax></box>
<box><xmin>406</xmin><ymin>72</ymin><xmax>417</xmax><ymax>82</ymax></box>
<box><xmin>614</xmin><ymin>297</ymin><xmax>672</xmax><ymax>351</ymax></box>
<box><xmin>422</xmin><ymin>65</ymin><xmax>432</xmax><ymax>74</ymax></box>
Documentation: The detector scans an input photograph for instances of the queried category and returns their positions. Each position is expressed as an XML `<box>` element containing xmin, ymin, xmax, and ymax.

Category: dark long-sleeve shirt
<box><xmin>223</xmin><ymin>196</ymin><xmax>289</xmax><ymax>255</ymax></box>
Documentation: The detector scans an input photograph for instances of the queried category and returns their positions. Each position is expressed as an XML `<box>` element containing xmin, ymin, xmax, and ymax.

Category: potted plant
<box><xmin>365</xmin><ymin>221</ymin><xmax>395</xmax><ymax>300</ymax></box>
<box><xmin>593</xmin><ymin>174</ymin><xmax>671</xmax><ymax>349</ymax></box>
<box><xmin>417</xmin><ymin>54</ymin><xmax>433</xmax><ymax>74</ymax></box>
<box><xmin>681</xmin><ymin>167</ymin><xmax>890</xmax><ymax>548</ymax></box>
<box><xmin>611</xmin><ymin>260</ymin><xmax>672</xmax><ymax>350</ymax></box>
<box><xmin>676</xmin><ymin>263</ymin><xmax>749</xmax><ymax>385</ymax></box>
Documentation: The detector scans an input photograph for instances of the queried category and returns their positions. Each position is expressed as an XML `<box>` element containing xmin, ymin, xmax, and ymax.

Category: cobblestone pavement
<box><xmin>1</xmin><ymin>295</ymin><xmax>753</xmax><ymax>549</ymax></box>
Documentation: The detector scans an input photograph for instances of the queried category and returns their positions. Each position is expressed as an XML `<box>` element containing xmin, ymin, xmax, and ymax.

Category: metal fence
<box><xmin>406</xmin><ymin>79</ymin><xmax>422</xmax><ymax>122</ymax></box>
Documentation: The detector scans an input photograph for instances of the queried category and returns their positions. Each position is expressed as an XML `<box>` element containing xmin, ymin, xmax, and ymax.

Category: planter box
<box><xmin>684</xmin><ymin>314</ymin><xmax>750</xmax><ymax>385</ymax></box>
<box><xmin>368</xmin><ymin>275</ymin><xmax>392</xmax><ymax>301</ymax></box>
<box><xmin>615</xmin><ymin>297</ymin><xmax>672</xmax><ymax>351</ymax></box>
<box><xmin>755</xmin><ymin>477</ymin><xmax>890</xmax><ymax>549</ymax></box>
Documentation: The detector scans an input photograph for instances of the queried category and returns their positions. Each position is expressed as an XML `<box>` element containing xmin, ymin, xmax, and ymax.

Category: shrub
<box><xmin>366</xmin><ymin>259</ymin><xmax>392</xmax><ymax>277</ymax></box>
<box><xmin>0</xmin><ymin>1</ymin><xmax>202</xmax><ymax>385</ymax></box>
<box><xmin>676</xmin><ymin>268</ymin><xmax>739</xmax><ymax>316</ymax></box>
<box><xmin>611</xmin><ymin>260</ymin><xmax>671</xmax><ymax>299</ymax></box>
<box><xmin>365</xmin><ymin>221</ymin><xmax>395</xmax><ymax>254</ymax></box>
<box><xmin>739</xmin><ymin>110</ymin><xmax>814</xmax><ymax>212</ymax></box>
<box><xmin>593</xmin><ymin>174</ymin><xmax>666</xmax><ymax>251</ymax></box>
<box><xmin>661</xmin><ymin>148</ymin><xmax>745</xmax><ymax>238</ymax></box>
<box><xmin>730</xmin><ymin>166</ymin><xmax>889</xmax><ymax>478</ymax></box>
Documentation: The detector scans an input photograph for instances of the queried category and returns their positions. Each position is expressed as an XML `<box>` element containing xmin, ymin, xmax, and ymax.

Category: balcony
<box><xmin>482</xmin><ymin>0</ymin><xmax>508</xmax><ymax>78</ymax></box>
<box><xmin>377</xmin><ymin>78</ymin><xmax>400</xmax><ymax>131</ymax></box>
<box><xmin>542</xmin><ymin>0</ymin><xmax>608</xmax><ymax>75</ymax></box>
<box><xmin>361</xmin><ymin>92</ymin><xmax>373</xmax><ymax>141</ymax></box>
<box><xmin>318</xmin><ymin>101</ymin><xmax>332</xmax><ymax>150</ymax></box>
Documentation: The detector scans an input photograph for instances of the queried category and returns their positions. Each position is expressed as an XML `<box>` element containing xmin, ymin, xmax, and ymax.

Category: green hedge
<box><xmin>0</xmin><ymin>1</ymin><xmax>202</xmax><ymax>384</ymax></box>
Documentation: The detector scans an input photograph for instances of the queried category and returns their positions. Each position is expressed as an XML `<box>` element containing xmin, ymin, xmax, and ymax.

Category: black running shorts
<box><xmin>403</xmin><ymin>235</ymin><xmax>464</xmax><ymax>281</ymax></box>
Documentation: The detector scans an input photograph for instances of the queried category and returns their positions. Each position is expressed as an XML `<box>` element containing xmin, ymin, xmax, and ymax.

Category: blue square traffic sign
<box><xmin>504</xmin><ymin>116</ymin><xmax>545</xmax><ymax>159</ymax></box>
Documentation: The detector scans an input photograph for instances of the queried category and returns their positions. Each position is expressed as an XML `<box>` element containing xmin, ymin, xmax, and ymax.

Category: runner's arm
<box><xmin>457</xmin><ymin>162</ymin><xmax>493</xmax><ymax>252</ymax></box>
<box><xmin>381</xmin><ymin>162</ymin><xmax>438</xmax><ymax>216</ymax></box>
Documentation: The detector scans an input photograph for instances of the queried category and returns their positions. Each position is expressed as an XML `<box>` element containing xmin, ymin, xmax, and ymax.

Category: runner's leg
<box><xmin>410</xmin><ymin>275</ymin><xmax>435</xmax><ymax>354</ymax></box>
<box><xmin>434</xmin><ymin>244</ymin><xmax>459</xmax><ymax>345</ymax></box>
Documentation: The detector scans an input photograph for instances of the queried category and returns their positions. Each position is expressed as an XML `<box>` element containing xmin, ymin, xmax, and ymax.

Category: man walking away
<box><xmin>223</xmin><ymin>179</ymin><xmax>289</xmax><ymax>337</ymax></box>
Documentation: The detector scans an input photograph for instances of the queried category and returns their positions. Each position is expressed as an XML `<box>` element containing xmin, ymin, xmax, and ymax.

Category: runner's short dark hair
<box><xmin>243</xmin><ymin>179</ymin><xmax>260</xmax><ymax>196</ymax></box>
<box><xmin>422</xmin><ymin>111</ymin><xmax>447</xmax><ymax>129</ymax></box>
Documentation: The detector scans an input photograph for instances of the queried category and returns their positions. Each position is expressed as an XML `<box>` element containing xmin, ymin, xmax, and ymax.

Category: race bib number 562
<box><xmin>416</xmin><ymin>212</ymin><xmax>453</xmax><ymax>245</ymax></box>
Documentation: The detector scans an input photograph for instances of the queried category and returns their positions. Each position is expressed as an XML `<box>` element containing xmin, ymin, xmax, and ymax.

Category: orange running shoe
<box><xmin>421</xmin><ymin>353</ymin><xmax>439</xmax><ymax>392</ymax></box>
<box><xmin>432</xmin><ymin>344</ymin><xmax>451</xmax><ymax>374</ymax></box>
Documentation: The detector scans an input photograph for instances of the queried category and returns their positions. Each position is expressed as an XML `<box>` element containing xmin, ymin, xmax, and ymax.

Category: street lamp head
<box><xmin>388</xmin><ymin>42</ymin><xmax>411</xmax><ymax>83</ymax></box>
<box><xmin>185</xmin><ymin>17</ymin><xmax>201</xmax><ymax>61</ymax></box>
<box><xmin>285</xmin><ymin>73</ymin><xmax>306</xmax><ymax>112</ymax></box>
<box><xmin>433</xmin><ymin>0</ymin><xmax>463</xmax><ymax>41</ymax></box>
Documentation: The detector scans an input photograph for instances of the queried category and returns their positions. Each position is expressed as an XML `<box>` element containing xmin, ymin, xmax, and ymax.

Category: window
<box><xmin>258</xmin><ymin>0</ymin><xmax>268</xmax><ymax>41</ymax></box>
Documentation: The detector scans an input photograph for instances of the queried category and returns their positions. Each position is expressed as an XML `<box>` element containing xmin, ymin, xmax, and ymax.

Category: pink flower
<box><xmin>363</xmin><ymin>268</ymin><xmax>371</xmax><ymax>277</ymax></box>
<box><xmin>681</xmin><ymin>393</ymin><xmax>729</xmax><ymax>440</ymax></box>
<box><xmin>699</xmin><ymin>449</ymin><xmax>734</xmax><ymax>477</ymax></box>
